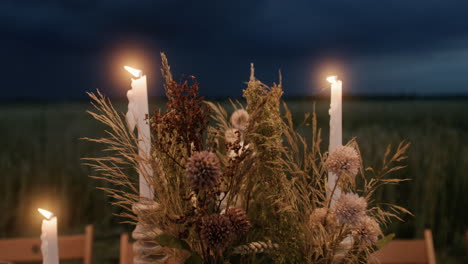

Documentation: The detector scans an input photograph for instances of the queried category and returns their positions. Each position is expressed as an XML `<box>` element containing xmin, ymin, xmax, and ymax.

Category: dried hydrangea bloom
<box><xmin>353</xmin><ymin>216</ymin><xmax>381</xmax><ymax>247</ymax></box>
<box><xmin>201</xmin><ymin>214</ymin><xmax>233</xmax><ymax>251</ymax></box>
<box><xmin>326</xmin><ymin>145</ymin><xmax>360</xmax><ymax>178</ymax></box>
<box><xmin>186</xmin><ymin>151</ymin><xmax>221</xmax><ymax>191</ymax></box>
<box><xmin>224</xmin><ymin>207</ymin><xmax>251</xmax><ymax>238</ymax></box>
<box><xmin>225</xmin><ymin>128</ymin><xmax>240</xmax><ymax>144</ymax></box>
<box><xmin>333</xmin><ymin>193</ymin><xmax>367</xmax><ymax>226</ymax></box>
<box><xmin>230</xmin><ymin>109</ymin><xmax>249</xmax><ymax>131</ymax></box>
<box><xmin>309</xmin><ymin>207</ymin><xmax>338</xmax><ymax>230</ymax></box>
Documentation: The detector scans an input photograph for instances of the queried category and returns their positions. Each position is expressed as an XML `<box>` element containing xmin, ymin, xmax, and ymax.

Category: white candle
<box><xmin>327</xmin><ymin>75</ymin><xmax>342</xmax><ymax>203</ymax></box>
<box><xmin>38</xmin><ymin>208</ymin><xmax>59</xmax><ymax>264</ymax></box>
<box><xmin>124</xmin><ymin>66</ymin><xmax>153</xmax><ymax>199</ymax></box>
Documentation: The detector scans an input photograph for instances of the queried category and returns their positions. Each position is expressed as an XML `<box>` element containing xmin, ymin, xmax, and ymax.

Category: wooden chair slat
<box><xmin>58</xmin><ymin>235</ymin><xmax>87</xmax><ymax>260</ymax></box>
<box><xmin>371</xmin><ymin>229</ymin><xmax>436</xmax><ymax>264</ymax></box>
<box><xmin>372</xmin><ymin>240</ymin><xmax>427</xmax><ymax>263</ymax></box>
<box><xmin>0</xmin><ymin>238</ymin><xmax>43</xmax><ymax>262</ymax></box>
<box><xmin>120</xmin><ymin>233</ymin><xmax>133</xmax><ymax>264</ymax></box>
<box><xmin>84</xmin><ymin>225</ymin><xmax>93</xmax><ymax>264</ymax></box>
<box><xmin>0</xmin><ymin>224</ymin><xmax>93</xmax><ymax>263</ymax></box>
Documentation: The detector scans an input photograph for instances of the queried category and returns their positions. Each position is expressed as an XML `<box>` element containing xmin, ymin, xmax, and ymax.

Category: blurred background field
<box><xmin>0</xmin><ymin>98</ymin><xmax>467</xmax><ymax>263</ymax></box>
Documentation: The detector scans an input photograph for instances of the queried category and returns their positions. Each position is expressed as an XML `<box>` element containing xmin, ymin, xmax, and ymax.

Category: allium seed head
<box><xmin>326</xmin><ymin>146</ymin><xmax>360</xmax><ymax>178</ymax></box>
<box><xmin>201</xmin><ymin>214</ymin><xmax>233</xmax><ymax>251</ymax></box>
<box><xmin>353</xmin><ymin>216</ymin><xmax>382</xmax><ymax>247</ymax></box>
<box><xmin>333</xmin><ymin>193</ymin><xmax>367</xmax><ymax>226</ymax></box>
<box><xmin>230</xmin><ymin>109</ymin><xmax>249</xmax><ymax>131</ymax></box>
<box><xmin>186</xmin><ymin>151</ymin><xmax>221</xmax><ymax>191</ymax></box>
<box><xmin>224</xmin><ymin>207</ymin><xmax>251</xmax><ymax>238</ymax></box>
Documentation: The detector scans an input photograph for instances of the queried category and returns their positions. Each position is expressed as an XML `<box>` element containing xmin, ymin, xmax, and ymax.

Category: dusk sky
<box><xmin>2</xmin><ymin>0</ymin><xmax>468</xmax><ymax>99</ymax></box>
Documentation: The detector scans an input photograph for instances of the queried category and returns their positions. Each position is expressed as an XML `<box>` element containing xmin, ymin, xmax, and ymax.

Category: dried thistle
<box><xmin>224</xmin><ymin>207</ymin><xmax>251</xmax><ymax>238</ymax></box>
<box><xmin>186</xmin><ymin>151</ymin><xmax>221</xmax><ymax>192</ymax></box>
<box><xmin>353</xmin><ymin>216</ymin><xmax>382</xmax><ymax>248</ymax></box>
<box><xmin>201</xmin><ymin>214</ymin><xmax>233</xmax><ymax>251</ymax></box>
<box><xmin>333</xmin><ymin>193</ymin><xmax>367</xmax><ymax>226</ymax></box>
<box><xmin>326</xmin><ymin>145</ymin><xmax>360</xmax><ymax>180</ymax></box>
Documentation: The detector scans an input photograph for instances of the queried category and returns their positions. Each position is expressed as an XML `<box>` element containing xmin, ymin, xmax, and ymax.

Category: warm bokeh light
<box><xmin>103</xmin><ymin>39</ymin><xmax>161</xmax><ymax>97</ymax></box>
<box><xmin>124</xmin><ymin>66</ymin><xmax>143</xmax><ymax>78</ymax></box>
<box><xmin>306</xmin><ymin>56</ymin><xmax>348</xmax><ymax>95</ymax></box>
<box><xmin>38</xmin><ymin>208</ymin><xmax>54</xmax><ymax>220</ymax></box>
<box><xmin>327</xmin><ymin>75</ymin><xmax>338</xmax><ymax>84</ymax></box>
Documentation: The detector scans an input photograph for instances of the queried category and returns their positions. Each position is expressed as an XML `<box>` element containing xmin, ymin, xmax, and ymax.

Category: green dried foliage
<box><xmin>240</xmin><ymin>65</ymin><xmax>304</xmax><ymax>263</ymax></box>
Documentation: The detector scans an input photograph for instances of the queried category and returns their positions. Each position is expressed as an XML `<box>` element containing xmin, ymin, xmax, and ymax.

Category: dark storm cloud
<box><xmin>239</xmin><ymin>1</ymin><xmax>468</xmax><ymax>56</ymax></box>
<box><xmin>1</xmin><ymin>0</ymin><xmax>468</xmax><ymax>99</ymax></box>
<box><xmin>0</xmin><ymin>0</ymin><xmax>236</xmax><ymax>51</ymax></box>
<box><xmin>5</xmin><ymin>0</ymin><xmax>467</xmax><ymax>55</ymax></box>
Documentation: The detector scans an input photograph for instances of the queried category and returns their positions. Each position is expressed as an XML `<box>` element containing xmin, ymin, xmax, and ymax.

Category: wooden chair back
<box><xmin>120</xmin><ymin>233</ymin><xmax>133</xmax><ymax>264</ymax></box>
<box><xmin>0</xmin><ymin>224</ymin><xmax>93</xmax><ymax>264</ymax></box>
<box><xmin>371</xmin><ymin>229</ymin><xmax>436</xmax><ymax>264</ymax></box>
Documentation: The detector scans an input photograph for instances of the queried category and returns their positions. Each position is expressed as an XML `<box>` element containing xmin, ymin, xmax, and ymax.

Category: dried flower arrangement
<box><xmin>85</xmin><ymin>53</ymin><xmax>410</xmax><ymax>264</ymax></box>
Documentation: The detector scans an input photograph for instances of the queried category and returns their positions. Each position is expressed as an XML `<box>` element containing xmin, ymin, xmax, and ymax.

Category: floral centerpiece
<box><xmin>85</xmin><ymin>54</ymin><xmax>410</xmax><ymax>264</ymax></box>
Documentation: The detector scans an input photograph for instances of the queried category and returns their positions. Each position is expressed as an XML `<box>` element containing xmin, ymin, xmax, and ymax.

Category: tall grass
<box><xmin>0</xmin><ymin>99</ymin><xmax>467</xmax><ymax>263</ymax></box>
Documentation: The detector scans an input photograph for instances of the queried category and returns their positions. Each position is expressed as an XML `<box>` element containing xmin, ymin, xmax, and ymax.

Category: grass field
<box><xmin>0</xmin><ymin>99</ymin><xmax>467</xmax><ymax>263</ymax></box>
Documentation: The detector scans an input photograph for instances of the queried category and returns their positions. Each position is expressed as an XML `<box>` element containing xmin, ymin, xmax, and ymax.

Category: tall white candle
<box><xmin>124</xmin><ymin>66</ymin><xmax>153</xmax><ymax>199</ymax></box>
<box><xmin>38</xmin><ymin>208</ymin><xmax>59</xmax><ymax>264</ymax></box>
<box><xmin>327</xmin><ymin>76</ymin><xmax>342</xmax><ymax>203</ymax></box>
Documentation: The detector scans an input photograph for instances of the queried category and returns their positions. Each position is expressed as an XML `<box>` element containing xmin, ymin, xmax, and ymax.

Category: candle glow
<box><xmin>38</xmin><ymin>208</ymin><xmax>54</xmax><ymax>220</ymax></box>
<box><xmin>124</xmin><ymin>66</ymin><xmax>143</xmax><ymax>78</ymax></box>
<box><xmin>326</xmin><ymin>75</ymin><xmax>338</xmax><ymax>84</ymax></box>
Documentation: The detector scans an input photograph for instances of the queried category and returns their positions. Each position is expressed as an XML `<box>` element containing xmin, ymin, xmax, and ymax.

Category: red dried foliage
<box><xmin>151</xmin><ymin>76</ymin><xmax>211</xmax><ymax>161</ymax></box>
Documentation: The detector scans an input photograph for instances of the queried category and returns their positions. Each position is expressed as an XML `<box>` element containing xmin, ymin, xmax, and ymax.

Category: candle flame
<box><xmin>326</xmin><ymin>75</ymin><xmax>338</xmax><ymax>84</ymax></box>
<box><xmin>124</xmin><ymin>66</ymin><xmax>143</xmax><ymax>78</ymax></box>
<box><xmin>38</xmin><ymin>208</ymin><xmax>54</xmax><ymax>220</ymax></box>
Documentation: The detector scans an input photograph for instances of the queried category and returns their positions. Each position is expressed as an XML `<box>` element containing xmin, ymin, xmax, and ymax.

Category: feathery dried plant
<box><xmin>276</xmin><ymin>102</ymin><xmax>411</xmax><ymax>263</ymax></box>
<box><xmin>83</xmin><ymin>91</ymin><xmax>142</xmax><ymax>222</ymax></box>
